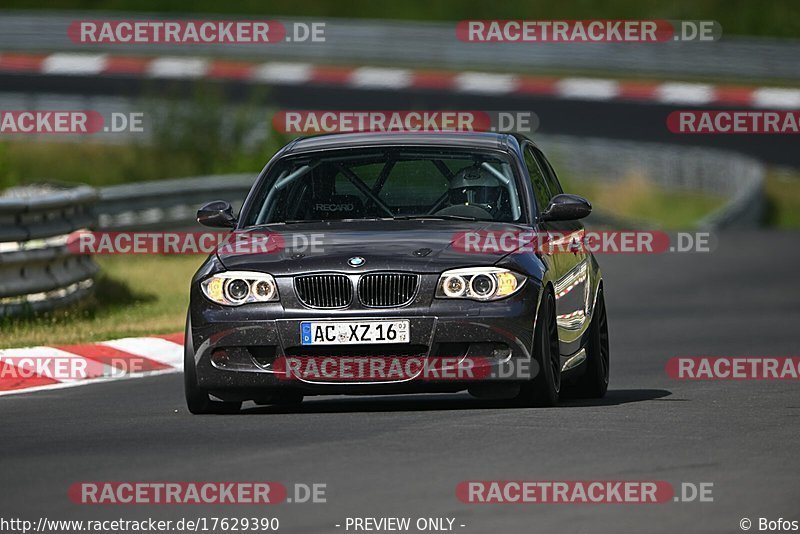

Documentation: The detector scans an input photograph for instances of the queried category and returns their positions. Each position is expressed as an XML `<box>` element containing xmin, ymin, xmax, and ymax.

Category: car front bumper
<box><xmin>189</xmin><ymin>277</ymin><xmax>542</xmax><ymax>398</ymax></box>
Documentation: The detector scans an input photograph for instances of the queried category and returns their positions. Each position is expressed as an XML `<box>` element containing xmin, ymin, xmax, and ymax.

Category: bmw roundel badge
<box><xmin>348</xmin><ymin>256</ymin><xmax>366</xmax><ymax>268</ymax></box>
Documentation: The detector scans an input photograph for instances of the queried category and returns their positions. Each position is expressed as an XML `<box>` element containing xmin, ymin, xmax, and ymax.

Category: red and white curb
<box><xmin>0</xmin><ymin>333</ymin><xmax>184</xmax><ymax>396</ymax></box>
<box><xmin>1</xmin><ymin>51</ymin><xmax>798</xmax><ymax>109</ymax></box>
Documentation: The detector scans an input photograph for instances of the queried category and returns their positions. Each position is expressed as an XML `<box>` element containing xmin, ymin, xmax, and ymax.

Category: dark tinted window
<box><xmin>533</xmin><ymin>147</ymin><xmax>564</xmax><ymax>196</ymax></box>
<box><xmin>243</xmin><ymin>147</ymin><xmax>525</xmax><ymax>225</ymax></box>
<box><xmin>524</xmin><ymin>145</ymin><xmax>551</xmax><ymax>211</ymax></box>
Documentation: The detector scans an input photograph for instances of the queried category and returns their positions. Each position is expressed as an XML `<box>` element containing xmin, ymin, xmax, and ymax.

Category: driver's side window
<box><xmin>524</xmin><ymin>145</ymin><xmax>551</xmax><ymax>212</ymax></box>
<box><xmin>533</xmin><ymin>147</ymin><xmax>564</xmax><ymax>196</ymax></box>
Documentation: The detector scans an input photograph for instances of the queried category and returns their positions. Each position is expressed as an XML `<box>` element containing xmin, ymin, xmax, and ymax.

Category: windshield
<box><xmin>242</xmin><ymin>147</ymin><xmax>525</xmax><ymax>226</ymax></box>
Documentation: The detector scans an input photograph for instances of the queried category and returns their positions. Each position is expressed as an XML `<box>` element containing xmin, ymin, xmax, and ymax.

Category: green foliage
<box><xmin>0</xmin><ymin>85</ymin><xmax>287</xmax><ymax>188</ymax></box>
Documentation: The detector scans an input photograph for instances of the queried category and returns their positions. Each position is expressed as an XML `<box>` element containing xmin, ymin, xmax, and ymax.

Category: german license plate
<box><xmin>300</xmin><ymin>320</ymin><xmax>410</xmax><ymax>345</ymax></box>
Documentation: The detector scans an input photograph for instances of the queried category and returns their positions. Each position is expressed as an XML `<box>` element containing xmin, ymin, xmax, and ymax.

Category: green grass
<box><xmin>0</xmin><ymin>142</ymin><xmax>206</xmax><ymax>189</ymax></box>
<box><xmin>0</xmin><ymin>255</ymin><xmax>203</xmax><ymax>348</ymax></box>
<box><xmin>764</xmin><ymin>170</ymin><xmax>800</xmax><ymax>227</ymax></box>
<box><xmin>561</xmin><ymin>173</ymin><xmax>726</xmax><ymax>229</ymax></box>
<box><xmin>0</xmin><ymin>84</ymin><xmax>289</xmax><ymax>190</ymax></box>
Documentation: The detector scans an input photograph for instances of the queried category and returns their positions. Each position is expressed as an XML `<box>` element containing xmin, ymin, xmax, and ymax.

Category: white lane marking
<box><xmin>42</xmin><ymin>53</ymin><xmax>108</xmax><ymax>75</ymax></box>
<box><xmin>350</xmin><ymin>67</ymin><xmax>412</xmax><ymax>89</ymax></box>
<box><xmin>751</xmin><ymin>87</ymin><xmax>800</xmax><ymax>109</ymax></box>
<box><xmin>251</xmin><ymin>62</ymin><xmax>312</xmax><ymax>84</ymax></box>
<box><xmin>655</xmin><ymin>82</ymin><xmax>715</xmax><ymax>105</ymax></box>
<box><xmin>29</xmin><ymin>52</ymin><xmax>799</xmax><ymax>112</ymax></box>
<box><xmin>100</xmin><ymin>337</ymin><xmax>184</xmax><ymax>369</ymax></box>
<box><xmin>0</xmin><ymin>337</ymin><xmax>184</xmax><ymax>397</ymax></box>
<box><xmin>454</xmin><ymin>72</ymin><xmax>518</xmax><ymax>94</ymax></box>
<box><xmin>556</xmin><ymin>78</ymin><xmax>620</xmax><ymax>100</ymax></box>
<box><xmin>147</xmin><ymin>57</ymin><xmax>208</xmax><ymax>78</ymax></box>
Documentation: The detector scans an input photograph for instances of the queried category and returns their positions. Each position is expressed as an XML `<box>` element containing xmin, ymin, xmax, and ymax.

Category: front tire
<box><xmin>184</xmin><ymin>316</ymin><xmax>242</xmax><ymax>415</ymax></box>
<box><xmin>515</xmin><ymin>289</ymin><xmax>561</xmax><ymax>407</ymax></box>
<box><xmin>568</xmin><ymin>288</ymin><xmax>610</xmax><ymax>398</ymax></box>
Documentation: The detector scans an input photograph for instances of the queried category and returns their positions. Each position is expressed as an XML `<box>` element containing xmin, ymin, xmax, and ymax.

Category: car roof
<box><xmin>283</xmin><ymin>131</ymin><xmax>529</xmax><ymax>155</ymax></box>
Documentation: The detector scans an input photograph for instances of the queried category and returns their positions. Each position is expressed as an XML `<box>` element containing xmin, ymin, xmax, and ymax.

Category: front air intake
<box><xmin>294</xmin><ymin>274</ymin><xmax>353</xmax><ymax>308</ymax></box>
<box><xmin>358</xmin><ymin>273</ymin><xmax>418</xmax><ymax>307</ymax></box>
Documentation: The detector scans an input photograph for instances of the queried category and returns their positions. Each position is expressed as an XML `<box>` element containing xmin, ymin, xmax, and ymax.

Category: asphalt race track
<box><xmin>1</xmin><ymin>231</ymin><xmax>798</xmax><ymax>533</ymax></box>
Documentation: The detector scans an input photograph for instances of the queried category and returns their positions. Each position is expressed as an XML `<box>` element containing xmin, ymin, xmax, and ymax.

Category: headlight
<box><xmin>435</xmin><ymin>267</ymin><xmax>526</xmax><ymax>301</ymax></box>
<box><xmin>201</xmin><ymin>271</ymin><xmax>279</xmax><ymax>306</ymax></box>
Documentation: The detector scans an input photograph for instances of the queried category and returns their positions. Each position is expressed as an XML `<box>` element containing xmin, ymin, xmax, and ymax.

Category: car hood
<box><xmin>217</xmin><ymin>220</ymin><xmax>529</xmax><ymax>275</ymax></box>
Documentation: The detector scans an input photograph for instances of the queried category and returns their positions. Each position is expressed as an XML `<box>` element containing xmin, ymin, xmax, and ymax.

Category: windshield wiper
<box><xmin>274</xmin><ymin>218</ymin><xmax>394</xmax><ymax>224</ymax></box>
<box><xmin>393</xmin><ymin>214</ymin><xmax>479</xmax><ymax>221</ymax></box>
<box><xmin>250</xmin><ymin>215</ymin><xmax>480</xmax><ymax>226</ymax></box>
<box><xmin>243</xmin><ymin>220</ymin><xmax>328</xmax><ymax>227</ymax></box>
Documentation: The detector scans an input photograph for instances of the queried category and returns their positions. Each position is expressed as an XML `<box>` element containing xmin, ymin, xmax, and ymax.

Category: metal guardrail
<box><xmin>97</xmin><ymin>174</ymin><xmax>254</xmax><ymax>230</ymax></box>
<box><xmin>698</xmin><ymin>166</ymin><xmax>765</xmax><ymax>229</ymax></box>
<box><xmin>0</xmin><ymin>12</ymin><xmax>799</xmax><ymax>81</ymax></box>
<box><xmin>0</xmin><ymin>185</ymin><xmax>98</xmax><ymax>317</ymax></box>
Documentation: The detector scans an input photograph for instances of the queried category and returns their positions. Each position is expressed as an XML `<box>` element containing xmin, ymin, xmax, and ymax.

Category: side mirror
<box><xmin>197</xmin><ymin>200</ymin><xmax>237</xmax><ymax>228</ymax></box>
<box><xmin>540</xmin><ymin>194</ymin><xmax>592</xmax><ymax>222</ymax></box>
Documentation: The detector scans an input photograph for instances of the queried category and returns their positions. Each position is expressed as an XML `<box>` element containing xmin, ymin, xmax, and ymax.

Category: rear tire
<box><xmin>515</xmin><ymin>289</ymin><xmax>561</xmax><ymax>407</ymax></box>
<box><xmin>184</xmin><ymin>317</ymin><xmax>242</xmax><ymax>415</ymax></box>
<box><xmin>568</xmin><ymin>288</ymin><xmax>610</xmax><ymax>398</ymax></box>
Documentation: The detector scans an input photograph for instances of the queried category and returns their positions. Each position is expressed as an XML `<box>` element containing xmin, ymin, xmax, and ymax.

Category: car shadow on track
<box><xmin>559</xmin><ymin>388</ymin><xmax>673</xmax><ymax>407</ymax></box>
<box><xmin>238</xmin><ymin>388</ymin><xmax>672</xmax><ymax>415</ymax></box>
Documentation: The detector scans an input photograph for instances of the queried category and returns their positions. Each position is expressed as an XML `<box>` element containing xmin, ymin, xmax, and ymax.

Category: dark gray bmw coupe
<box><xmin>185</xmin><ymin>132</ymin><xmax>609</xmax><ymax>413</ymax></box>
